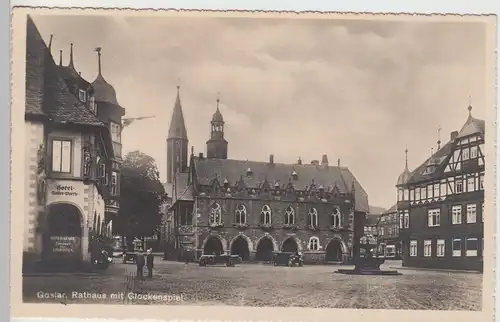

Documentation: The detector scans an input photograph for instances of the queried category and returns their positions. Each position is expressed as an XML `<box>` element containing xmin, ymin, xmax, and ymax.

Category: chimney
<box><xmin>450</xmin><ymin>131</ymin><xmax>459</xmax><ymax>141</ymax></box>
<box><xmin>321</xmin><ymin>154</ymin><xmax>329</xmax><ymax>166</ymax></box>
<box><xmin>269</xmin><ymin>154</ymin><xmax>274</xmax><ymax>165</ymax></box>
<box><xmin>311</xmin><ymin>160</ymin><xmax>320</xmax><ymax>166</ymax></box>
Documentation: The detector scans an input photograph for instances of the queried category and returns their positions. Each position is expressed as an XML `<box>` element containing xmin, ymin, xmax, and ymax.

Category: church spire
<box><xmin>167</xmin><ymin>85</ymin><xmax>188</xmax><ymax>140</ymax></box>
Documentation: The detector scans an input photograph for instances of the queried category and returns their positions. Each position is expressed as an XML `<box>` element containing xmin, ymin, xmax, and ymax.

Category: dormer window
<box><xmin>292</xmin><ymin>170</ymin><xmax>298</xmax><ymax>180</ymax></box>
<box><xmin>246</xmin><ymin>167</ymin><xmax>252</xmax><ymax>176</ymax></box>
<box><xmin>79</xmin><ymin>89</ymin><xmax>87</xmax><ymax>103</ymax></box>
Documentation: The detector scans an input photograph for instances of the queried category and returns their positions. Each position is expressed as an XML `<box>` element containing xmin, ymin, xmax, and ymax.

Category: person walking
<box><xmin>146</xmin><ymin>248</ymin><xmax>154</xmax><ymax>278</ymax></box>
<box><xmin>136</xmin><ymin>249</ymin><xmax>145</xmax><ymax>280</ymax></box>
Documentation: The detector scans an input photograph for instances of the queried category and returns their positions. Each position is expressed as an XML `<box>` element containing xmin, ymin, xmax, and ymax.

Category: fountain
<box><xmin>335</xmin><ymin>241</ymin><xmax>402</xmax><ymax>275</ymax></box>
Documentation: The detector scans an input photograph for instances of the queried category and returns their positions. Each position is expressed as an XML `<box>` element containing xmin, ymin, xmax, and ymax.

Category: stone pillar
<box><xmin>81</xmin><ymin>224</ymin><xmax>90</xmax><ymax>261</ymax></box>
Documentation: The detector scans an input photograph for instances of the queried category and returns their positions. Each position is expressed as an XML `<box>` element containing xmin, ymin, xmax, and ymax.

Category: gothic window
<box><xmin>209</xmin><ymin>203</ymin><xmax>222</xmax><ymax>225</ymax></box>
<box><xmin>308</xmin><ymin>236</ymin><xmax>320</xmax><ymax>251</ymax></box>
<box><xmin>235</xmin><ymin>204</ymin><xmax>247</xmax><ymax>224</ymax></box>
<box><xmin>260</xmin><ymin>205</ymin><xmax>272</xmax><ymax>225</ymax></box>
<box><xmin>284</xmin><ymin>206</ymin><xmax>295</xmax><ymax>225</ymax></box>
<box><xmin>308</xmin><ymin>208</ymin><xmax>318</xmax><ymax>226</ymax></box>
<box><xmin>331</xmin><ymin>207</ymin><xmax>342</xmax><ymax>228</ymax></box>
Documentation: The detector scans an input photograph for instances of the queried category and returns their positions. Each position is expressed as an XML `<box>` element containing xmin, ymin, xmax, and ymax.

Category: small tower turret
<box><xmin>206</xmin><ymin>95</ymin><xmax>228</xmax><ymax>159</ymax></box>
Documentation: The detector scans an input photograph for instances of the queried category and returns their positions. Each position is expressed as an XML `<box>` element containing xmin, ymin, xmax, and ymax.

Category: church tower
<box><xmin>206</xmin><ymin>97</ymin><xmax>228</xmax><ymax>159</ymax></box>
<box><xmin>166</xmin><ymin>86</ymin><xmax>189</xmax><ymax>184</ymax></box>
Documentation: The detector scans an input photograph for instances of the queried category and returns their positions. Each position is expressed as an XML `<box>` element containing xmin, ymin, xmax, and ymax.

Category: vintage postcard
<box><xmin>10</xmin><ymin>7</ymin><xmax>497</xmax><ymax>322</ymax></box>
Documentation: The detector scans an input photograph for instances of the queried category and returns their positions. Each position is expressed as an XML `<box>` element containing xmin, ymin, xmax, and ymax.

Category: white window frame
<box><xmin>415</xmin><ymin>188</ymin><xmax>421</xmax><ymax>201</ymax></box>
<box><xmin>399</xmin><ymin>212</ymin><xmax>403</xmax><ymax>229</ymax></box>
<box><xmin>466</xmin><ymin>238</ymin><xmax>478</xmax><ymax>257</ymax></box>
<box><xmin>331</xmin><ymin>207</ymin><xmax>342</xmax><ymax>228</ymax></box>
<box><xmin>467</xmin><ymin>177</ymin><xmax>475</xmax><ymax>192</ymax></box>
<box><xmin>51</xmin><ymin>139</ymin><xmax>72</xmax><ymax>173</ymax></box>
<box><xmin>409</xmin><ymin>240</ymin><xmax>417</xmax><ymax>257</ymax></box>
<box><xmin>308</xmin><ymin>208</ymin><xmax>318</xmax><ymax>226</ymax></box>
<box><xmin>89</xmin><ymin>96</ymin><xmax>97</xmax><ymax>114</ymax></box>
<box><xmin>424</xmin><ymin>240</ymin><xmax>432</xmax><ymax>257</ymax></box>
<box><xmin>235</xmin><ymin>204</ymin><xmax>247</xmax><ymax>224</ymax></box>
<box><xmin>261</xmin><ymin>205</ymin><xmax>272</xmax><ymax>225</ymax></box>
<box><xmin>470</xmin><ymin>145</ymin><xmax>478</xmax><ymax>158</ymax></box>
<box><xmin>284</xmin><ymin>206</ymin><xmax>295</xmax><ymax>225</ymax></box>
<box><xmin>439</xmin><ymin>182</ymin><xmax>447</xmax><ymax>197</ymax></box>
<box><xmin>428</xmin><ymin>208</ymin><xmax>440</xmax><ymax>227</ymax></box>
<box><xmin>209</xmin><ymin>203</ymin><xmax>222</xmax><ymax>225</ymax></box>
<box><xmin>110</xmin><ymin>121</ymin><xmax>122</xmax><ymax>144</ymax></box>
<box><xmin>403</xmin><ymin>189</ymin><xmax>409</xmax><ymax>201</ymax></box>
<box><xmin>404</xmin><ymin>211</ymin><xmax>409</xmax><ymax>228</ymax></box>
<box><xmin>308</xmin><ymin>236</ymin><xmax>320</xmax><ymax>251</ymax></box>
<box><xmin>480</xmin><ymin>174</ymin><xmax>484</xmax><ymax>190</ymax></box>
<box><xmin>436</xmin><ymin>239</ymin><xmax>445</xmax><ymax>257</ymax></box>
<box><xmin>433</xmin><ymin>184</ymin><xmax>439</xmax><ymax>198</ymax></box>
<box><xmin>452</xmin><ymin>205</ymin><xmax>462</xmax><ymax>225</ymax></box>
<box><xmin>466</xmin><ymin>204</ymin><xmax>477</xmax><ymax>224</ymax></box>
<box><xmin>452</xmin><ymin>238</ymin><xmax>462</xmax><ymax>257</ymax></box>
<box><xmin>110</xmin><ymin>171</ymin><xmax>118</xmax><ymax>196</ymax></box>
<box><xmin>78</xmin><ymin>89</ymin><xmax>87</xmax><ymax>102</ymax></box>
<box><xmin>456</xmin><ymin>179</ymin><xmax>463</xmax><ymax>194</ymax></box>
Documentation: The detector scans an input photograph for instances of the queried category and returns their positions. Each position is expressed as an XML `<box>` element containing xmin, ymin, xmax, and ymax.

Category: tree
<box><xmin>117</xmin><ymin>151</ymin><xmax>167</xmax><ymax>243</ymax></box>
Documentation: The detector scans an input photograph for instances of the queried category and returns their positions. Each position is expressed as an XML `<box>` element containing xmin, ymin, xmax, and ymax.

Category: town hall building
<box><xmin>163</xmin><ymin>87</ymin><xmax>370</xmax><ymax>264</ymax></box>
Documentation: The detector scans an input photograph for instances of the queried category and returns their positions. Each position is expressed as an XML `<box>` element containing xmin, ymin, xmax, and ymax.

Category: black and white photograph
<box><xmin>10</xmin><ymin>8</ymin><xmax>496</xmax><ymax>320</ymax></box>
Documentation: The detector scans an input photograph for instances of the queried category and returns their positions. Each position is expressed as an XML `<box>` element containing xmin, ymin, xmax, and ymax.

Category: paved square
<box><xmin>23</xmin><ymin>260</ymin><xmax>482</xmax><ymax>310</ymax></box>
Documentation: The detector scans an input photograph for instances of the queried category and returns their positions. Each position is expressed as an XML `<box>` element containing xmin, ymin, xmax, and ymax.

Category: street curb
<box><xmin>22</xmin><ymin>273</ymin><xmax>100</xmax><ymax>277</ymax></box>
<box><xmin>389</xmin><ymin>266</ymin><xmax>482</xmax><ymax>274</ymax></box>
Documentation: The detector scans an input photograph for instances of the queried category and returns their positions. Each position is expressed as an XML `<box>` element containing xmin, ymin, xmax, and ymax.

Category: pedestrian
<box><xmin>136</xmin><ymin>249</ymin><xmax>145</xmax><ymax>280</ymax></box>
<box><xmin>146</xmin><ymin>248</ymin><xmax>154</xmax><ymax>278</ymax></box>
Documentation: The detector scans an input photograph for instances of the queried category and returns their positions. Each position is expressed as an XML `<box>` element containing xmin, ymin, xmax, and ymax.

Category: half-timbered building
<box><xmin>398</xmin><ymin>105</ymin><xmax>484</xmax><ymax>271</ymax></box>
<box><xmin>164</xmin><ymin>90</ymin><xmax>370</xmax><ymax>264</ymax></box>
<box><xmin>24</xmin><ymin>16</ymin><xmax>122</xmax><ymax>272</ymax></box>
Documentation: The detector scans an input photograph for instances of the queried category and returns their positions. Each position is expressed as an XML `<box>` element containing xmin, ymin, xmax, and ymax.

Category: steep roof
<box><xmin>192</xmin><ymin>157</ymin><xmax>369</xmax><ymax>213</ymax></box>
<box><xmin>167</xmin><ymin>86</ymin><xmax>188</xmax><ymax>140</ymax></box>
<box><xmin>173</xmin><ymin>172</ymin><xmax>193</xmax><ymax>202</ymax></box>
<box><xmin>212</xmin><ymin>107</ymin><xmax>224</xmax><ymax>123</ymax></box>
<box><xmin>456</xmin><ymin>109</ymin><xmax>485</xmax><ymax>139</ymax></box>
<box><xmin>383</xmin><ymin>203</ymin><xmax>398</xmax><ymax>214</ymax></box>
<box><xmin>25</xmin><ymin>16</ymin><xmax>104</xmax><ymax>127</ymax></box>
<box><xmin>405</xmin><ymin>108</ymin><xmax>484</xmax><ymax>186</ymax></box>
<box><xmin>364</xmin><ymin>214</ymin><xmax>380</xmax><ymax>226</ymax></box>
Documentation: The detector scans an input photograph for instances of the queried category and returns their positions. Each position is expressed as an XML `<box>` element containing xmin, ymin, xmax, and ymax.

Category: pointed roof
<box><xmin>167</xmin><ymin>86</ymin><xmax>188</xmax><ymax>139</ymax></box>
<box><xmin>396</xmin><ymin>147</ymin><xmax>412</xmax><ymax>186</ymax></box>
<box><xmin>25</xmin><ymin>15</ymin><xmax>104</xmax><ymax>127</ymax></box>
<box><xmin>91</xmin><ymin>47</ymin><xmax>120</xmax><ymax>106</ymax></box>
<box><xmin>211</xmin><ymin>98</ymin><xmax>224</xmax><ymax>123</ymax></box>
<box><xmin>58</xmin><ymin>43</ymin><xmax>91</xmax><ymax>93</ymax></box>
<box><xmin>456</xmin><ymin>105</ymin><xmax>485</xmax><ymax>139</ymax></box>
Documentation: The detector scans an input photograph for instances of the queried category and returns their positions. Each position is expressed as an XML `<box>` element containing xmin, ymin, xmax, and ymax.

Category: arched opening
<box><xmin>325</xmin><ymin>239</ymin><xmax>343</xmax><ymax>262</ymax></box>
<box><xmin>203</xmin><ymin>236</ymin><xmax>224</xmax><ymax>255</ymax></box>
<box><xmin>255</xmin><ymin>236</ymin><xmax>274</xmax><ymax>261</ymax></box>
<box><xmin>281</xmin><ymin>237</ymin><xmax>299</xmax><ymax>253</ymax></box>
<box><xmin>43</xmin><ymin>203</ymin><xmax>83</xmax><ymax>271</ymax></box>
<box><xmin>231</xmin><ymin>236</ymin><xmax>250</xmax><ymax>261</ymax></box>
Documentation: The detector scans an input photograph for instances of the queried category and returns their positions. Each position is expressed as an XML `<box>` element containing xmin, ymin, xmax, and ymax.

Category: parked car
<box><xmin>273</xmin><ymin>252</ymin><xmax>304</xmax><ymax>267</ymax></box>
<box><xmin>198</xmin><ymin>254</ymin><xmax>242</xmax><ymax>267</ymax></box>
<box><xmin>92</xmin><ymin>249</ymin><xmax>112</xmax><ymax>270</ymax></box>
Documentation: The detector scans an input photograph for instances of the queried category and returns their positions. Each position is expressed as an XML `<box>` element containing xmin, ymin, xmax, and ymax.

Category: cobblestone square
<box><xmin>23</xmin><ymin>260</ymin><xmax>482</xmax><ymax>310</ymax></box>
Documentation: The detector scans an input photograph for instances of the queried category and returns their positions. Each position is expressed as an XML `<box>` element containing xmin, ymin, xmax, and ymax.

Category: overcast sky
<box><xmin>32</xmin><ymin>14</ymin><xmax>488</xmax><ymax>209</ymax></box>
